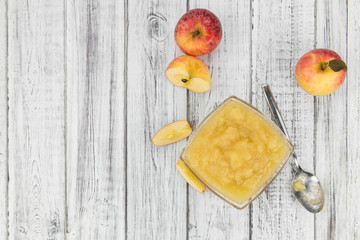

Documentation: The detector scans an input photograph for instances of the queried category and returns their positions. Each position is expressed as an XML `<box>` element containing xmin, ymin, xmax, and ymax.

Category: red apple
<box><xmin>295</xmin><ymin>49</ymin><xmax>347</xmax><ymax>96</ymax></box>
<box><xmin>175</xmin><ymin>9</ymin><xmax>222</xmax><ymax>56</ymax></box>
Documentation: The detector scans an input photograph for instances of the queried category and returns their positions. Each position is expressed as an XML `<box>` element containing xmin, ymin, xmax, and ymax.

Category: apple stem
<box><xmin>191</xmin><ymin>30</ymin><xmax>200</xmax><ymax>38</ymax></box>
<box><xmin>320</xmin><ymin>61</ymin><xmax>328</xmax><ymax>71</ymax></box>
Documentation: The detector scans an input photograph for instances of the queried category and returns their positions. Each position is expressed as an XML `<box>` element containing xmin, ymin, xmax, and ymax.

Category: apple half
<box><xmin>165</xmin><ymin>55</ymin><xmax>211</xmax><ymax>93</ymax></box>
<box><xmin>152</xmin><ymin>120</ymin><xmax>192</xmax><ymax>146</ymax></box>
<box><xmin>176</xmin><ymin>160</ymin><xmax>206</xmax><ymax>193</ymax></box>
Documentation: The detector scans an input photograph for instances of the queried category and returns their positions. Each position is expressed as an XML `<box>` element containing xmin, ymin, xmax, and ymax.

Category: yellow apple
<box><xmin>165</xmin><ymin>55</ymin><xmax>211</xmax><ymax>93</ymax></box>
<box><xmin>152</xmin><ymin>120</ymin><xmax>192</xmax><ymax>146</ymax></box>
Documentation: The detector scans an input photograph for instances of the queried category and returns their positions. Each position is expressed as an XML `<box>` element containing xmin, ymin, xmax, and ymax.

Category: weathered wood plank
<box><xmin>251</xmin><ymin>0</ymin><xmax>315</xmax><ymax>239</ymax></box>
<box><xmin>7</xmin><ymin>0</ymin><xmax>66</xmax><ymax>239</ymax></box>
<box><xmin>126</xmin><ymin>1</ymin><xmax>188</xmax><ymax>239</ymax></box>
<box><xmin>0</xmin><ymin>0</ymin><xmax>8</xmax><ymax>239</ymax></box>
<box><xmin>66</xmin><ymin>0</ymin><xmax>126</xmax><ymax>239</ymax></box>
<box><xmin>347</xmin><ymin>1</ymin><xmax>360</xmax><ymax>238</ymax></box>
<box><xmin>315</xmin><ymin>0</ymin><xmax>348</xmax><ymax>239</ymax></box>
<box><xmin>187</xmin><ymin>1</ymin><xmax>251</xmax><ymax>240</ymax></box>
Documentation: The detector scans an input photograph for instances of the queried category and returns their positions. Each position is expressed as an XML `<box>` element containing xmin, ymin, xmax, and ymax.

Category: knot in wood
<box><xmin>147</xmin><ymin>13</ymin><xmax>168</xmax><ymax>42</ymax></box>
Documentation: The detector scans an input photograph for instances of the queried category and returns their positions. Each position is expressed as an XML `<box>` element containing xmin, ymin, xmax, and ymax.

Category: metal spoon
<box><xmin>262</xmin><ymin>85</ymin><xmax>324</xmax><ymax>213</ymax></box>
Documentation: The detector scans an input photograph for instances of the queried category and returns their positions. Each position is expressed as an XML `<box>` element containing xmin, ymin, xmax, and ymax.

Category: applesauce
<box><xmin>181</xmin><ymin>97</ymin><xmax>293</xmax><ymax>208</ymax></box>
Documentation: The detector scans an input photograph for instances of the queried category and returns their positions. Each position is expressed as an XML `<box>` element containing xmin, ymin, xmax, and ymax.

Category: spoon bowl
<box><xmin>292</xmin><ymin>166</ymin><xmax>324</xmax><ymax>213</ymax></box>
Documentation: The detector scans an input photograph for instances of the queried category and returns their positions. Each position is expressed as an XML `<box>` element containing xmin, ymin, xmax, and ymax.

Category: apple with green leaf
<box><xmin>295</xmin><ymin>49</ymin><xmax>347</xmax><ymax>96</ymax></box>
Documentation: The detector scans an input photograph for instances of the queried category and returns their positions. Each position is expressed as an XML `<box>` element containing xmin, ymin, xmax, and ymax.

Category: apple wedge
<box><xmin>176</xmin><ymin>160</ymin><xmax>206</xmax><ymax>193</ymax></box>
<box><xmin>152</xmin><ymin>120</ymin><xmax>192</xmax><ymax>146</ymax></box>
<box><xmin>165</xmin><ymin>55</ymin><xmax>211</xmax><ymax>93</ymax></box>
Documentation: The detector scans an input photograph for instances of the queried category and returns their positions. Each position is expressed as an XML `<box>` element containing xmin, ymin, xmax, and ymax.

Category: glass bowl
<box><xmin>179</xmin><ymin>96</ymin><xmax>294</xmax><ymax>209</ymax></box>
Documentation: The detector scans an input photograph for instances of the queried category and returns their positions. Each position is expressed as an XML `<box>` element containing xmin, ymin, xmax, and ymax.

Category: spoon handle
<box><xmin>261</xmin><ymin>85</ymin><xmax>291</xmax><ymax>140</ymax></box>
<box><xmin>261</xmin><ymin>85</ymin><xmax>299</xmax><ymax>166</ymax></box>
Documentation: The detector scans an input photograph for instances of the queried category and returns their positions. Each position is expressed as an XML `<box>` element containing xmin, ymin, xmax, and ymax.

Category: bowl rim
<box><xmin>179</xmin><ymin>96</ymin><xmax>294</xmax><ymax>209</ymax></box>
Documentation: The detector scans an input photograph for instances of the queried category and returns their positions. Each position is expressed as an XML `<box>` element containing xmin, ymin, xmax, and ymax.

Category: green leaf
<box><xmin>329</xmin><ymin>59</ymin><xmax>347</xmax><ymax>72</ymax></box>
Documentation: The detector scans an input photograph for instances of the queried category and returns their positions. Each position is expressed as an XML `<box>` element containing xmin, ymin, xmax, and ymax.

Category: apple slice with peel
<box><xmin>176</xmin><ymin>160</ymin><xmax>206</xmax><ymax>193</ymax></box>
<box><xmin>165</xmin><ymin>55</ymin><xmax>211</xmax><ymax>93</ymax></box>
<box><xmin>152</xmin><ymin>120</ymin><xmax>192</xmax><ymax>146</ymax></box>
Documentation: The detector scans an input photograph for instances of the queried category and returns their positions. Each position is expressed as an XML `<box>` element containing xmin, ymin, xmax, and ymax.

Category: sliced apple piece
<box><xmin>293</xmin><ymin>180</ymin><xmax>306</xmax><ymax>192</ymax></box>
<box><xmin>176</xmin><ymin>160</ymin><xmax>206</xmax><ymax>193</ymax></box>
<box><xmin>152</xmin><ymin>120</ymin><xmax>192</xmax><ymax>146</ymax></box>
<box><xmin>165</xmin><ymin>55</ymin><xmax>211</xmax><ymax>93</ymax></box>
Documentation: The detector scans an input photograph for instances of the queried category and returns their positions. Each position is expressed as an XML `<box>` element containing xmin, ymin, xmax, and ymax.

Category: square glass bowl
<box><xmin>179</xmin><ymin>96</ymin><xmax>294</xmax><ymax>209</ymax></box>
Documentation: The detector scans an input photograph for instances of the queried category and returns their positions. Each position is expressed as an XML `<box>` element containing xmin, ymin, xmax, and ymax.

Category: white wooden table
<box><xmin>0</xmin><ymin>0</ymin><xmax>359</xmax><ymax>239</ymax></box>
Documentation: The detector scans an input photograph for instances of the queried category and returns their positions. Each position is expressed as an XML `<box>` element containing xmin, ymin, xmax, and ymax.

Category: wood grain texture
<box><xmin>187</xmin><ymin>1</ymin><xmax>251</xmax><ymax>239</ymax></box>
<box><xmin>1</xmin><ymin>0</ymin><xmax>359</xmax><ymax>239</ymax></box>
<box><xmin>251</xmin><ymin>0</ymin><xmax>315</xmax><ymax>239</ymax></box>
<box><xmin>0</xmin><ymin>0</ymin><xmax>8</xmax><ymax>239</ymax></box>
<box><xmin>7</xmin><ymin>0</ymin><xmax>66</xmax><ymax>239</ymax></box>
<box><xmin>126</xmin><ymin>1</ymin><xmax>188</xmax><ymax>239</ymax></box>
<box><xmin>347</xmin><ymin>1</ymin><xmax>360</xmax><ymax>238</ymax></box>
<box><xmin>315</xmin><ymin>0</ymin><xmax>348</xmax><ymax>239</ymax></box>
<box><xmin>66</xmin><ymin>0</ymin><xmax>125</xmax><ymax>239</ymax></box>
